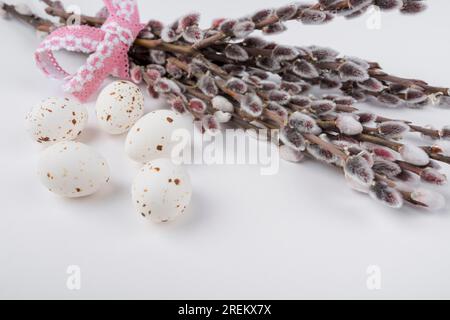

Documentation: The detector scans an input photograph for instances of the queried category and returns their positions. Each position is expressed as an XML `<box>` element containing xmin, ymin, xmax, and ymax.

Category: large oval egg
<box><xmin>125</xmin><ymin>109</ymin><xmax>193</xmax><ymax>163</ymax></box>
<box><xmin>95</xmin><ymin>80</ymin><xmax>144</xmax><ymax>135</ymax></box>
<box><xmin>132</xmin><ymin>158</ymin><xmax>193</xmax><ymax>223</ymax></box>
<box><xmin>37</xmin><ymin>141</ymin><xmax>110</xmax><ymax>198</ymax></box>
<box><xmin>26</xmin><ymin>97</ymin><xmax>88</xmax><ymax>145</ymax></box>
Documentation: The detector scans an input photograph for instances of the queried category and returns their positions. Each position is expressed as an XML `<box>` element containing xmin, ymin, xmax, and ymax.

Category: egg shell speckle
<box><xmin>37</xmin><ymin>141</ymin><xmax>110</xmax><ymax>198</ymax></box>
<box><xmin>132</xmin><ymin>158</ymin><xmax>192</xmax><ymax>223</ymax></box>
<box><xmin>125</xmin><ymin>109</ymin><xmax>193</xmax><ymax>163</ymax></box>
<box><xmin>96</xmin><ymin>81</ymin><xmax>144</xmax><ymax>135</ymax></box>
<box><xmin>26</xmin><ymin>97</ymin><xmax>88</xmax><ymax>145</ymax></box>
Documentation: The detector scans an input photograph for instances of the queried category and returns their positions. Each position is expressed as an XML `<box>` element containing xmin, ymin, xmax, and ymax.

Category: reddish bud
<box><xmin>212</xmin><ymin>96</ymin><xmax>234</xmax><ymax>113</ymax></box>
<box><xmin>154</xmin><ymin>78</ymin><xmax>179</xmax><ymax>94</ymax></box>
<box><xmin>183</xmin><ymin>25</ymin><xmax>203</xmax><ymax>43</ymax></box>
<box><xmin>410</xmin><ymin>188</ymin><xmax>445</xmax><ymax>211</ymax></box>
<box><xmin>166</xmin><ymin>62</ymin><xmax>184</xmax><ymax>79</ymax></box>
<box><xmin>219</xmin><ymin>19</ymin><xmax>237</xmax><ymax>34</ymax></box>
<box><xmin>280</xmin><ymin>82</ymin><xmax>302</xmax><ymax>95</ymax></box>
<box><xmin>266</xmin><ymin>102</ymin><xmax>289</xmax><ymax>125</ymax></box>
<box><xmin>440</xmin><ymin>126</ymin><xmax>450</xmax><ymax>140</ymax></box>
<box><xmin>289</xmin><ymin>112</ymin><xmax>321</xmax><ymax>134</ymax></box>
<box><xmin>146</xmin><ymin>85</ymin><xmax>159</xmax><ymax>99</ymax></box>
<box><xmin>332</xmin><ymin>96</ymin><xmax>356</xmax><ymax>106</ymax></box>
<box><xmin>130</xmin><ymin>65</ymin><xmax>142</xmax><ymax>84</ymax></box>
<box><xmin>344</xmin><ymin>155</ymin><xmax>374</xmax><ymax>187</ymax></box>
<box><xmin>168</xmin><ymin>96</ymin><xmax>186</xmax><ymax>113</ymax></box>
<box><xmin>280</xmin><ymin>126</ymin><xmax>306</xmax><ymax>151</ymax></box>
<box><xmin>338</xmin><ymin>61</ymin><xmax>369</xmax><ymax>82</ymax></box>
<box><xmin>310</xmin><ymin>100</ymin><xmax>336</xmax><ymax>115</ymax></box>
<box><xmin>240</xmin><ymin>93</ymin><xmax>263</xmax><ymax>117</ymax></box>
<box><xmin>268</xmin><ymin>90</ymin><xmax>290</xmax><ymax>105</ymax></box>
<box><xmin>179</xmin><ymin>13</ymin><xmax>200</xmax><ymax>30</ymax></box>
<box><xmin>401</xmin><ymin>1</ymin><xmax>427</xmax><ymax>14</ymax></box>
<box><xmin>358</xmin><ymin>78</ymin><xmax>384</xmax><ymax>92</ymax></box>
<box><xmin>377</xmin><ymin>93</ymin><xmax>403</xmax><ymax>108</ymax></box>
<box><xmin>211</xmin><ymin>18</ymin><xmax>226</xmax><ymax>29</ymax></box>
<box><xmin>290</xmin><ymin>96</ymin><xmax>311</xmax><ymax>108</ymax></box>
<box><xmin>309</xmin><ymin>45</ymin><xmax>339</xmax><ymax>61</ymax></box>
<box><xmin>160</xmin><ymin>25</ymin><xmax>181</xmax><ymax>43</ymax></box>
<box><xmin>275</xmin><ymin>4</ymin><xmax>298</xmax><ymax>21</ymax></box>
<box><xmin>214</xmin><ymin>111</ymin><xmax>232</xmax><ymax>123</ymax></box>
<box><xmin>307</xmin><ymin>143</ymin><xmax>339</xmax><ymax>164</ymax></box>
<box><xmin>188</xmin><ymin>98</ymin><xmax>207</xmax><ymax>113</ymax></box>
<box><xmin>150</xmin><ymin>50</ymin><xmax>166</xmax><ymax>65</ymax></box>
<box><xmin>147</xmin><ymin>20</ymin><xmax>164</xmax><ymax>34</ymax></box>
<box><xmin>375</xmin><ymin>0</ymin><xmax>402</xmax><ymax>11</ymax></box>
<box><xmin>293</xmin><ymin>60</ymin><xmax>319</xmax><ymax>79</ymax></box>
<box><xmin>272</xmin><ymin>45</ymin><xmax>299</xmax><ymax>61</ymax></box>
<box><xmin>256</xmin><ymin>56</ymin><xmax>281</xmax><ymax>71</ymax></box>
<box><xmin>300</xmin><ymin>9</ymin><xmax>327</xmax><ymax>24</ymax></box>
<box><xmin>252</xmin><ymin>9</ymin><xmax>274</xmax><ymax>24</ymax></box>
<box><xmin>372</xmin><ymin>159</ymin><xmax>402</xmax><ymax>178</ymax></box>
<box><xmin>226</xmin><ymin>78</ymin><xmax>248</xmax><ymax>94</ymax></box>
<box><xmin>357</xmin><ymin>112</ymin><xmax>376</xmax><ymax>124</ymax></box>
<box><xmin>243</xmin><ymin>37</ymin><xmax>267</xmax><ymax>48</ymax></box>
<box><xmin>202</xmin><ymin>115</ymin><xmax>221</xmax><ymax>136</ymax></box>
<box><xmin>399</xmin><ymin>144</ymin><xmax>430</xmax><ymax>166</ymax></box>
<box><xmin>279</xmin><ymin>145</ymin><xmax>305</xmax><ymax>163</ymax></box>
<box><xmin>259</xmin><ymin>80</ymin><xmax>278</xmax><ymax>91</ymax></box>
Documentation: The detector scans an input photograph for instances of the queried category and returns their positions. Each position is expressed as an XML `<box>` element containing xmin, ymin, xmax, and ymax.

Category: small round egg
<box><xmin>26</xmin><ymin>97</ymin><xmax>88</xmax><ymax>145</ymax></box>
<box><xmin>37</xmin><ymin>141</ymin><xmax>110</xmax><ymax>198</ymax></box>
<box><xmin>95</xmin><ymin>80</ymin><xmax>144</xmax><ymax>135</ymax></box>
<box><xmin>132</xmin><ymin>158</ymin><xmax>192</xmax><ymax>223</ymax></box>
<box><xmin>125</xmin><ymin>109</ymin><xmax>193</xmax><ymax>163</ymax></box>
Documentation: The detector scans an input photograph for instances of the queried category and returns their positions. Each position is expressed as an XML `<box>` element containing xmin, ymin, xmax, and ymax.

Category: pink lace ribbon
<box><xmin>35</xmin><ymin>0</ymin><xmax>144</xmax><ymax>102</ymax></box>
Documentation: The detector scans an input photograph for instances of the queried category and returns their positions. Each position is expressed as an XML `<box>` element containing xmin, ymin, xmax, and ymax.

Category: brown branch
<box><xmin>2</xmin><ymin>3</ymin><xmax>54</xmax><ymax>32</ymax></box>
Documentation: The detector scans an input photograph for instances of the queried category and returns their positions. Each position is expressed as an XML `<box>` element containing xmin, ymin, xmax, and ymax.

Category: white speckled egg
<box><xmin>125</xmin><ymin>109</ymin><xmax>193</xmax><ymax>163</ymax></box>
<box><xmin>132</xmin><ymin>158</ymin><xmax>192</xmax><ymax>222</ymax></box>
<box><xmin>37</xmin><ymin>141</ymin><xmax>110</xmax><ymax>198</ymax></box>
<box><xmin>26</xmin><ymin>97</ymin><xmax>88</xmax><ymax>145</ymax></box>
<box><xmin>95</xmin><ymin>80</ymin><xmax>144</xmax><ymax>134</ymax></box>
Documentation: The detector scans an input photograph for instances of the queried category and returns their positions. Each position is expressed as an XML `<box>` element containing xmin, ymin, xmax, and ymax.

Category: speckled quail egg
<box><xmin>26</xmin><ymin>97</ymin><xmax>88</xmax><ymax>145</ymax></box>
<box><xmin>37</xmin><ymin>141</ymin><xmax>110</xmax><ymax>198</ymax></box>
<box><xmin>95</xmin><ymin>80</ymin><xmax>144</xmax><ymax>134</ymax></box>
<box><xmin>125</xmin><ymin>109</ymin><xmax>193</xmax><ymax>163</ymax></box>
<box><xmin>132</xmin><ymin>158</ymin><xmax>193</xmax><ymax>222</ymax></box>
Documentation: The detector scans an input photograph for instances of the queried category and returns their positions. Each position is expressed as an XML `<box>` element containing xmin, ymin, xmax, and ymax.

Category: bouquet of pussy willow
<box><xmin>3</xmin><ymin>0</ymin><xmax>450</xmax><ymax>211</ymax></box>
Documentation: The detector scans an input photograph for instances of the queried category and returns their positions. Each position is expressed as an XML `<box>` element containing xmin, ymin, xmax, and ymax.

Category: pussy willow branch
<box><xmin>4</xmin><ymin>0</ymin><xmax>448</xmax><ymax>210</ymax></box>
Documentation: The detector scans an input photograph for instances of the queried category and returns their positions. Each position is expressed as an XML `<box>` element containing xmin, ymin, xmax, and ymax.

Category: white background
<box><xmin>1</xmin><ymin>0</ymin><xmax>450</xmax><ymax>300</ymax></box>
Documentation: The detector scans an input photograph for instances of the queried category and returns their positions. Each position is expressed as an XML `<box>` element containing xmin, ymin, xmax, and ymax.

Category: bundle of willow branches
<box><xmin>3</xmin><ymin>0</ymin><xmax>450</xmax><ymax>210</ymax></box>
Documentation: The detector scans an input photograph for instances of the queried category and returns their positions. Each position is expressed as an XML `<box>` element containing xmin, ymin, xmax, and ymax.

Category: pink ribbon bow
<box><xmin>35</xmin><ymin>0</ymin><xmax>144</xmax><ymax>102</ymax></box>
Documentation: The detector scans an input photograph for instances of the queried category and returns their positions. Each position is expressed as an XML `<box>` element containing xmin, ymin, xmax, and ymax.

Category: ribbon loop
<box><xmin>35</xmin><ymin>0</ymin><xmax>144</xmax><ymax>102</ymax></box>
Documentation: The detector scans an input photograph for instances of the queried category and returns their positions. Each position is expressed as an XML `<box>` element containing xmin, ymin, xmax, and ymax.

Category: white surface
<box><xmin>1</xmin><ymin>0</ymin><xmax>450</xmax><ymax>300</ymax></box>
